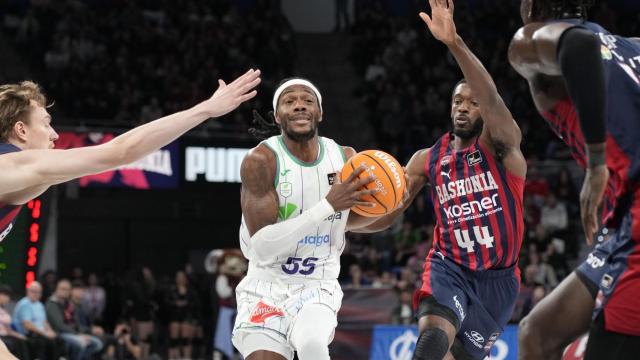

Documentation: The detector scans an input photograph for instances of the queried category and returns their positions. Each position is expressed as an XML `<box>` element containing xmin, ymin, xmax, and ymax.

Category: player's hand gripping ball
<box><xmin>341</xmin><ymin>150</ymin><xmax>406</xmax><ymax>217</ymax></box>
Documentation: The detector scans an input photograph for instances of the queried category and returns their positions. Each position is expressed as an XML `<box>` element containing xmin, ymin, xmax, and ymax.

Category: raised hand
<box><xmin>204</xmin><ymin>69</ymin><xmax>262</xmax><ymax>118</ymax></box>
<box><xmin>326</xmin><ymin>165</ymin><xmax>378</xmax><ymax>212</ymax></box>
<box><xmin>419</xmin><ymin>0</ymin><xmax>457</xmax><ymax>46</ymax></box>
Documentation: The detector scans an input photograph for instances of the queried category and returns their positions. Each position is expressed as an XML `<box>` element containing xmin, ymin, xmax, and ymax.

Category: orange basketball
<box><xmin>340</xmin><ymin>150</ymin><xmax>406</xmax><ymax>217</ymax></box>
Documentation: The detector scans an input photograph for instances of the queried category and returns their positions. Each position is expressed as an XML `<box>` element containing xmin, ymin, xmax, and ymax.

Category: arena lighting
<box><xmin>25</xmin><ymin>199</ymin><xmax>41</xmax><ymax>287</ymax></box>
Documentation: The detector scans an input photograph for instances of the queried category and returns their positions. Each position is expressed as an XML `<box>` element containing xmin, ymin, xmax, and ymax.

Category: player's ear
<box><xmin>13</xmin><ymin>121</ymin><xmax>28</xmax><ymax>142</ymax></box>
<box><xmin>274</xmin><ymin>113</ymin><xmax>281</xmax><ymax>125</ymax></box>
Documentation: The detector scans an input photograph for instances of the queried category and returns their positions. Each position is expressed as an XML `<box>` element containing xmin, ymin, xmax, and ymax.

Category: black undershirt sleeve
<box><xmin>557</xmin><ymin>27</ymin><xmax>607</xmax><ymax>146</ymax></box>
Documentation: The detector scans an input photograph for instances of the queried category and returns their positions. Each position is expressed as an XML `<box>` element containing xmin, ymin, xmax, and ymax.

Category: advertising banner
<box><xmin>369</xmin><ymin>325</ymin><xmax>516</xmax><ymax>360</ymax></box>
<box><xmin>56</xmin><ymin>132</ymin><xmax>179</xmax><ymax>189</ymax></box>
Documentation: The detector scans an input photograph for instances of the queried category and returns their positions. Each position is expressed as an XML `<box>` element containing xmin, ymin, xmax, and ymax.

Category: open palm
<box><xmin>206</xmin><ymin>69</ymin><xmax>261</xmax><ymax>118</ymax></box>
<box><xmin>419</xmin><ymin>0</ymin><xmax>457</xmax><ymax>45</ymax></box>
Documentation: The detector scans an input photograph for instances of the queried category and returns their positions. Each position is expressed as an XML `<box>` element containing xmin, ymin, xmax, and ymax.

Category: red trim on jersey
<box><xmin>0</xmin><ymin>206</ymin><xmax>21</xmax><ymax>230</ymax></box>
<box><xmin>470</xmin><ymin>145</ymin><xmax>503</xmax><ymax>268</ymax></box>
<box><xmin>476</xmin><ymin>141</ymin><xmax>509</xmax><ymax>266</ymax></box>
<box><xmin>545</xmin><ymin>98</ymin><xmax>634</xmax><ymax>229</ymax></box>
<box><xmin>423</xmin><ymin>147</ymin><xmax>441</xmax><ymax>255</ymax></box>
<box><xmin>542</xmin><ymin>99</ymin><xmax>587</xmax><ymax>166</ymax></box>
<box><xmin>505</xmin><ymin>170</ymin><xmax>526</xmax><ymax>266</ymax></box>
<box><xmin>604</xmin><ymin>242</ymin><xmax>640</xmax><ymax>335</ymax></box>
<box><xmin>605</xmin><ymin>135</ymin><xmax>633</xmax><ymax>226</ymax></box>
<box><xmin>630</xmin><ymin>189</ymin><xmax>640</xmax><ymax>242</ymax></box>
<box><xmin>461</xmin><ymin>152</ymin><xmax>482</xmax><ymax>270</ymax></box>
<box><xmin>479</xmin><ymin>141</ymin><xmax>523</xmax><ymax>268</ymax></box>
<box><xmin>441</xmin><ymin>135</ymin><xmax>465</xmax><ymax>265</ymax></box>
<box><xmin>432</xmin><ymin>138</ymin><xmax>451</xmax><ymax>259</ymax></box>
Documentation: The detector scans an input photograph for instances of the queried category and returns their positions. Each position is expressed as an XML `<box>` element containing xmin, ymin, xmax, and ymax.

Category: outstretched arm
<box><xmin>420</xmin><ymin>0</ymin><xmax>521</xmax><ymax>153</ymax></box>
<box><xmin>0</xmin><ymin>69</ymin><xmax>261</xmax><ymax>198</ymax></box>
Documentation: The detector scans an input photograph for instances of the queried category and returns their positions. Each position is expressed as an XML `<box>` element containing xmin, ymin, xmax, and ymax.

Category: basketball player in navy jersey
<box><xmin>509</xmin><ymin>0</ymin><xmax>640</xmax><ymax>358</ymax></box>
<box><xmin>0</xmin><ymin>70</ymin><xmax>260</xmax><ymax>358</ymax></box>
<box><xmin>359</xmin><ymin>1</ymin><xmax>526</xmax><ymax>359</ymax></box>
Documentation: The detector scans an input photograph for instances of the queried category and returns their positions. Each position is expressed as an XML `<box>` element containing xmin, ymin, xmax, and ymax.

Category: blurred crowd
<box><xmin>0</xmin><ymin>249</ymin><xmax>247</xmax><ymax>360</ymax></box>
<box><xmin>350</xmin><ymin>0</ymin><xmax>640</xmax><ymax>161</ymax></box>
<box><xmin>1</xmin><ymin>0</ymin><xmax>295</xmax><ymax>132</ymax></box>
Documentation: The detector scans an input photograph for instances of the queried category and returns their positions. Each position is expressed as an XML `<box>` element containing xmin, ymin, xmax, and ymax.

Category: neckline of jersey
<box><xmin>277</xmin><ymin>135</ymin><xmax>325</xmax><ymax>167</ymax></box>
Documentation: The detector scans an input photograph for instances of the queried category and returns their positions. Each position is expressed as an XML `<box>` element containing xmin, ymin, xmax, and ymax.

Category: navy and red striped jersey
<box><xmin>541</xmin><ymin>21</ymin><xmax>640</xmax><ymax>234</ymax></box>
<box><xmin>425</xmin><ymin>133</ymin><xmax>525</xmax><ymax>271</ymax></box>
<box><xmin>0</xmin><ymin>143</ymin><xmax>23</xmax><ymax>242</ymax></box>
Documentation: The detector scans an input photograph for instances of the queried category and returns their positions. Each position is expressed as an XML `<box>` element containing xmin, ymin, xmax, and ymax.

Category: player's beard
<box><xmin>281</xmin><ymin>117</ymin><xmax>319</xmax><ymax>142</ymax></box>
<box><xmin>453</xmin><ymin>117</ymin><xmax>484</xmax><ymax>140</ymax></box>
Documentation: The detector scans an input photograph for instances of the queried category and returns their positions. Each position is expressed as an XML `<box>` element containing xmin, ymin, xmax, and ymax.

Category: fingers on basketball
<box><xmin>340</xmin><ymin>150</ymin><xmax>406</xmax><ymax>217</ymax></box>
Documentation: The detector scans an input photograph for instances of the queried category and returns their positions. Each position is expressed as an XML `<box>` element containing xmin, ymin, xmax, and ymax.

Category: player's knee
<box><xmin>412</xmin><ymin>327</ymin><xmax>450</xmax><ymax>360</ymax></box>
<box><xmin>295</xmin><ymin>336</ymin><xmax>330</xmax><ymax>360</ymax></box>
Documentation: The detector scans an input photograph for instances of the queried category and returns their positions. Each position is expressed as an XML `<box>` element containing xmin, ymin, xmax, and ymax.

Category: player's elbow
<box><xmin>508</xmin><ymin>28</ymin><xmax>531</xmax><ymax>76</ymax></box>
<box><xmin>249</xmin><ymin>231</ymin><xmax>272</xmax><ymax>262</ymax></box>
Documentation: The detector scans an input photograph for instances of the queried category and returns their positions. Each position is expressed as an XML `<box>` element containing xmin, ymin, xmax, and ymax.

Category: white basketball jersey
<box><xmin>239</xmin><ymin>135</ymin><xmax>349</xmax><ymax>282</ymax></box>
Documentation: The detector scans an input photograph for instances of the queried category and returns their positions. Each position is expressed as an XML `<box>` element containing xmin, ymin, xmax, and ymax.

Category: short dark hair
<box><xmin>451</xmin><ymin>79</ymin><xmax>467</xmax><ymax>100</ymax></box>
<box><xmin>0</xmin><ymin>284</ymin><xmax>12</xmax><ymax>296</ymax></box>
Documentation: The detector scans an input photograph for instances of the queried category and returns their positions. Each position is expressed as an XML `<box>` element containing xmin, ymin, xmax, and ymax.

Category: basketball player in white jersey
<box><xmin>234</xmin><ymin>78</ymin><xmax>383</xmax><ymax>360</ymax></box>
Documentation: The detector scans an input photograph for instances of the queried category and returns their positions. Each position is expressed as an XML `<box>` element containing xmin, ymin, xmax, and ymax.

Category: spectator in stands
<box><xmin>71</xmin><ymin>281</ymin><xmax>107</xmax><ymax>343</ymax></box>
<box><xmin>540</xmin><ymin>192</ymin><xmax>569</xmax><ymax>235</ymax></box>
<box><xmin>543</xmin><ymin>239</ymin><xmax>571</xmax><ymax>280</ymax></box>
<box><xmin>124</xmin><ymin>266</ymin><xmax>158</xmax><ymax>358</ymax></box>
<box><xmin>4</xmin><ymin>0</ymin><xmax>294</xmax><ymax>133</ymax></box>
<box><xmin>372</xmin><ymin>271</ymin><xmax>396</xmax><ymax>289</ymax></box>
<box><xmin>82</xmin><ymin>273</ymin><xmax>106</xmax><ymax>324</ymax></box>
<box><xmin>391</xmin><ymin>288</ymin><xmax>414</xmax><ymax>325</ymax></box>
<box><xmin>339</xmin><ymin>241</ymin><xmax>359</xmax><ymax>284</ymax></box>
<box><xmin>167</xmin><ymin>270</ymin><xmax>198</xmax><ymax>360</ymax></box>
<box><xmin>0</xmin><ymin>285</ymin><xmax>29</xmax><ymax>360</ymax></box>
<box><xmin>523</xmin><ymin>193</ymin><xmax>541</xmax><ymax>231</ymax></box>
<box><xmin>40</xmin><ymin>270</ymin><xmax>57</xmax><ymax>301</ymax></box>
<box><xmin>525</xmin><ymin>251</ymin><xmax>558</xmax><ymax>289</ymax></box>
<box><xmin>525</xmin><ymin>167</ymin><xmax>551</xmax><ymax>207</ymax></box>
<box><xmin>555</xmin><ymin>168</ymin><xmax>580</xmax><ymax>217</ymax></box>
<box><xmin>46</xmin><ymin>279</ymin><xmax>103</xmax><ymax>360</ymax></box>
<box><xmin>71</xmin><ymin>267</ymin><xmax>84</xmax><ymax>283</ymax></box>
<box><xmin>103</xmin><ymin>320</ymin><xmax>141</xmax><ymax>360</ymax></box>
<box><xmin>360</xmin><ymin>247</ymin><xmax>383</xmax><ymax>280</ymax></box>
<box><xmin>396</xmin><ymin>267</ymin><xmax>417</xmax><ymax>292</ymax></box>
<box><xmin>13</xmin><ymin>281</ymin><xmax>63</xmax><ymax>360</ymax></box>
<box><xmin>343</xmin><ymin>264</ymin><xmax>371</xmax><ymax>288</ymax></box>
